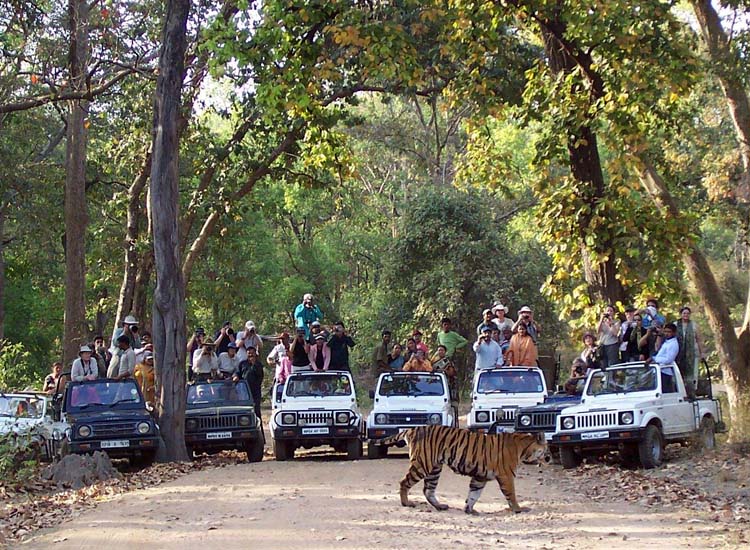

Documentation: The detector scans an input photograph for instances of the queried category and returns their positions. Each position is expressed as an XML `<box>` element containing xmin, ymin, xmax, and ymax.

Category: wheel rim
<box><xmin>651</xmin><ymin>436</ymin><xmax>661</xmax><ymax>462</ymax></box>
<box><xmin>703</xmin><ymin>423</ymin><xmax>715</xmax><ymax>448</ymax></box>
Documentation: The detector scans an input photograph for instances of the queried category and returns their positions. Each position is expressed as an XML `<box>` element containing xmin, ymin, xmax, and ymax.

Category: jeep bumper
<box><xmin>185</xmin><ymin>428</ymin><xmax>261</xmax><ymax>450</ymax></box>
<box><xmin>551</xmin><ymin>427</ymin><xmax>646</xmax><ymax>449</ymax></box>
<box><xmin>273</xmin><ymin>425</ymin><xmax>360</xmax><ymax>440</ymax></box>
<box><xmin>68</xmin><ymin>435</ymin><xmax>160</xmax><ymax>457</ymax></box>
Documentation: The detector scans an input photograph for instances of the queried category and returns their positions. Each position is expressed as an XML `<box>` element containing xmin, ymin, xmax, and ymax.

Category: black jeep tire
<box><xmin>367</xmin><ymin>442</ymin><xmax>387</xmax><ymax>459</ymax></box>
<box><xmin>638</xmin><ymin>424</ymin><xmax>664</xmax><ymax>469</ymax></box>
<box><xmin>246</xmin><ymin>436</ymin><xmax>265</xmax><ymax>463</ymax></box>
<box><xmin>620</xmin><ymin>444</ymin><xmax>640</xmax><ymax>467</ymax></box>
<box><xmin>132</xmin><ymin>450</ymin><xmax>156</xmax><ymax>468</ymax></box>
<box><xmin>696</xmin><ymin>416</ymin><xmax>716</xmax><ymax>450</ymax></box>
<box><xmin>346</xmin><ymin>438</ymin><xmax>363</xmax><ymax>460</ymax></box>
<box><xmin>273</xmin><ymin>439</ymin><xmax>294</xmax><ymax>461</ymax></box>
<box><xmin>548</xmin><ymin>444</ymin><xmax>561</xmax><ymax>465</ymax></box>
<box><xmin>560</xmin><ymin>446</ymin><xmax>582</xmax><ymax>469</ymax></box>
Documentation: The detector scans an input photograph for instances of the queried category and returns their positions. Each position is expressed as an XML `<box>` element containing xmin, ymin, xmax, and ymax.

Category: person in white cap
<box><xmin>110</xmin><ymin>314</ymin><xmax>141</xmax><ymax>354</ymax></box>
<box><xmin>476</xmin><ymin>308</ymin><xmax>495</xmax><ymax>335</ymax></box>
<box><xmin>492</xmin><ymin>303</ymin><xmax>514</xmax><ymax>332</ymax></box>
<box><xmin>512</xmin><ymin>305</ymin><xmax>540</xmax><ymax>343</ymax></box>
<box><xmin>236</xmin><ymin>320</ymin><xmax>263</xmax><ymax>362</ymax></box>
<box><xmin>71</xmin><ymin>345</ymin><xmax>99</xmax><ymax>382</ymax></box>
<box><xmin>294</xmin><ymin>293</ymin><xmax>323</xmax><ymax>339</ymax></box>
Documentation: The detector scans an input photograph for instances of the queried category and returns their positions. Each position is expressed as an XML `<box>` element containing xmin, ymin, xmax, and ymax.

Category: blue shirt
<box><xmin>293</xmin><ymin>303</ymin><xmax>323</xmax><ymax>338</ymax></box>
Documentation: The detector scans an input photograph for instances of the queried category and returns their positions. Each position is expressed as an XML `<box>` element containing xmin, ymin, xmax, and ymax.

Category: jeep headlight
<box><xmin>619</xmin><ymin>411</ymin><xmax>634</xmax><ymax>425</ymax></box>
<box><xmin>137</xmin><ymin>421</ymin><xmax>151</xmax><ymax>434</ymax></box>
<box><xmin>238</xmin><ymin>415</ymin><xmax>251</xmax><ymax>426</ymax></box>
<box><xmin>336</xmin><ymin>412</ymin><xmax>350</xmax><ymax>424</ymax></box>
<box><xmin>52</xmin><ymin>429</ymin><xmax>64</xmax><ymax>441</ymax></box>
<box><xmin>519</xmin><ymin>414</ymin><xmax>532</xmax><ymax>427</ymax></box>
<box><xmin>375</xmin><ymin>413</ymin><xmax>387</xmax><ymax>424</ymax></box>
<box><xmin>77</xmin><ymin>425</ymin><xmax>91</xmax><ymax>438</ymax></box>
<box><xmin>561</xmin><ymin>416</ymin><xmax>575</xmax><ymax>430</ymax></box>
<box><xmin>186</xmin><ymin>419</ymin><xmax>198</xmax><ymax>430</ymax></box>
<box><xmin>476</xmin><ymin>411</ymin><xmax>489</xmax><ymax>423</ymax></box>
<box><xmin>282</xmin><ymin>413</ymin><xmax>296</xmax><ymax>425</ymax></box>
<box><xmin>428</xmin><ymin>413</ymin><xmax>442</xmax><ymax>425</ymax></box>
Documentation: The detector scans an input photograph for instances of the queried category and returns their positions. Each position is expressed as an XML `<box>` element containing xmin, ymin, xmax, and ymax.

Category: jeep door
<box><xmin>658</xmin><ymin>366</ymin><xmax>694</xmax><ymax>434</ymax></box>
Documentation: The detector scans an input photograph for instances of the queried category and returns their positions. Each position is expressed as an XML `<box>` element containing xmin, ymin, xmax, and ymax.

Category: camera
<box><xmin>131</xmin><ymin>325</ymin><xmax>139</xmax><ymax>332</ymax></box>
<box><xmin>227</xmin><ymin>328</ymin><xmax>235</xmax><ymax>336</ymax></box>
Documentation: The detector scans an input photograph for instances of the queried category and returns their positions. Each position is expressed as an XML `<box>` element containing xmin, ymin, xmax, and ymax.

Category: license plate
<box><xmin>206</xmin><ymin>431</ymin><xmax>232</xmax><ymax>440</ymax></box>
<box><xmin>101</xmin><ymin>439</ymin><xmax>130</xmax><ymax>449</ymax></box>
<box><xmin>544</xmin><ymin>432</ymin><xmax>553</xmax><ymax>441</ymax></box>
<box><xmin>581</xmin><ymin>431</ymin><xmax>609</xmax><ymax>440</ymax></box>
<box><xmin>302</xmin><ymin>427</ymin><xmax>329</xmax><ymax>435</ymax></box>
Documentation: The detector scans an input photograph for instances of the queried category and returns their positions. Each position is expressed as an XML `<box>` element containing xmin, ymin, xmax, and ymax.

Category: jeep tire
<box><xmin>696</xmin><ymin>416</ymin><xmax>716</xmax><ymax>450</ymax></box>
<box><xmin>346</xmin><ymin>438</ymin><xmax>363</xmax><ymax>460</ymax></box>
<box><xmin>246</xmin><ymin>436</ymin><xmax>264</xmax><ymax>463</ymax></box>
<box><xmin>560</xmin><ymin>446</ymin><xmax>582</xmax><ymax>469</ymax></box>
<box><xmin>367</xmin><ymin>442</ymin><xmax>387</xmax><ymax>459</ymax></box>
<box><xmin>638</xmin><ymin>424</ymin><xmax>664</xmax><ymax>469</ymax></box>
<box><xmin>273</xmin><ymin>439</ymin><xmax>294</xmax><ymax>461</ymax></box>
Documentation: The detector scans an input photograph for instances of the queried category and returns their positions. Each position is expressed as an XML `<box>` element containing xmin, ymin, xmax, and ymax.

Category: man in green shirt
<box><xmin>436</xmin><ymin>318</ymin><xmax>468</xmax><ymax>359</ymax></box>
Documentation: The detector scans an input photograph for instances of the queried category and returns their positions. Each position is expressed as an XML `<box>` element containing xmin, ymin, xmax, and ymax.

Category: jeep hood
<box><xmin>471</xmin><ymin>394</ymin><xmax>545</xmax><ymax>409</ymax></box>
<box><xmin>67</xmin><ymin>410</ymin><xmax>151</xmax><ymax>423</ymax></box>
<box><xmin>186</xmin><ymin>405</ymin><xmax>253</xmax><ymax>416</ymax></box>
<box><xmin>372</xmin><ymin>395</ymin><xmax>447</xmax><ymax>412</ymax></box>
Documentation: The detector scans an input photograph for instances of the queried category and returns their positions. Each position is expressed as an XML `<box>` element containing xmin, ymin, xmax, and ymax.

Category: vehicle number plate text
<box><xmin>581</xmin><ymin>431</ymin><xmax>609</xmax><ymax>440</ymax></box>
<box><xmin>302</xmin><ymin>427</ymin><xmax>329</xmax><ymax>435</ymax></box>
<box><xmin>101</xmin><ymin>440</ymin><xmax>129</xmax><ymax>449</ymax></box>
<box><xmin>206</xmin><ymin>431</ymin><xmax>232</xmax><ymax>440</ymax></box>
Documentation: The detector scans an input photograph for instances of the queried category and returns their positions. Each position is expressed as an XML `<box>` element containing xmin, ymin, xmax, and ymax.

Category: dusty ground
<box><xmin>17</xmin><ymin>442</ymin><xmax>748</xmax><ymax>550</ymax></box>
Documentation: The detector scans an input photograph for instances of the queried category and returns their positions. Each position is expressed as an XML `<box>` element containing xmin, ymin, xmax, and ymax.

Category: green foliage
<box><xmin>0</xmin><ymin>430</ymin><xmax>42</xmax><ymax>487</ymax></box>
<box><xmin>0</xmin><ymin>341</ymin><xmax>39</xmax><ymax>392</ymax></box>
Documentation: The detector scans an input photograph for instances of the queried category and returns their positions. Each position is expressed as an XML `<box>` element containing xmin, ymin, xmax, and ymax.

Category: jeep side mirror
<box><xmin>368</xmin><ymin>390</ymin><xmax>375</xmax><ymax>399</ymax></box>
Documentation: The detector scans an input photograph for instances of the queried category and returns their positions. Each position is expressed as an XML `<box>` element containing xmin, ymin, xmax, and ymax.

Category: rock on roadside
<box><xmin>41</xmin><ymin>452</ymin><xmax>122</xmax><ymax>489</ymax></box>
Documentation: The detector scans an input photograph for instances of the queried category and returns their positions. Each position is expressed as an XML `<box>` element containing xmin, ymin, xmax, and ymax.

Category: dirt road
<box><xmin>21</xmin><ymin>445</ymin><xmax>744</xmax><ymax>550</ymax></box>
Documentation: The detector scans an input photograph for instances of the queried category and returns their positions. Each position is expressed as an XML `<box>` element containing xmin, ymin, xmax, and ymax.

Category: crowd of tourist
<box><xmin>41</xmin><ymin>293</ymin><xmax>705</xmax><ymax>410</ymax></box>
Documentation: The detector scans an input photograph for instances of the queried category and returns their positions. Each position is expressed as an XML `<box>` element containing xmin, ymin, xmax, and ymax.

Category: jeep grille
<box><xmin>298</xmin><ymin>411</ymin><xmax>333</xmax><ymax>426</ymax></box>
<box><xmin>576</xmin><ymin>412</ymin><xmax>617</xmax><ymax>429</ymax></box>
<box><xmin>493</xmin><ymin>408</ymin><xmax>516</xmax><ymax>424</ymax></box>
<box><xmin>523</xmin><ymin>411</ymin><xmax>558</xmax><ymax>430</ymax></box>
<box><xmin>91</xmin><ymin>421</ymin><xmax>137</xmax><ymax>437</ymax></box>
<box><xmin>386</xmin><ymin>413</ymin><xmax>429</xmax><ymax>425</ymax></box>
<box><xmin>195</xmin><ymin>415</ymin><xmax>242</xmax><ymax>430</ymax></box>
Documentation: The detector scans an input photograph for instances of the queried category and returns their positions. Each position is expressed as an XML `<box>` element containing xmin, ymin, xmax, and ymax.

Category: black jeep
<box><xmin>62</xmin><ymin>379</ymin><xmax>160</xmax><ymax>465</ymax></box>
<box><xmin>184</xmin><ymin>380</ymin><xmax>264</xmax><ymax>462</ymax></box>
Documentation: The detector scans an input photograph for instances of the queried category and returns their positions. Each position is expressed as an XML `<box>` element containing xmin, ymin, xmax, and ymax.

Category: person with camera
<box><xmin>491</xmin><ymin>303</ymin><xmax>514</xmax><ymax>332</ymax></box>
<box><xmin>639</xmin><ymin>318</ymin><xmax>664</xmax><ymax>360</ymax></box>
<box><xmin>93</xmin><ymin>335</ymin><xmax>111</xmax><ymax>377</ymax></box>
<box><xmin>266</xmin><ymin>331</ymin><xmax>290</xmax><ymax>367</ymax></box>
<box><xmin>234</xmin><ymin>346</ymin><xmax>264</xmax><ymax>417</ymax></box>
<box><xmin>108</xmin><ymin>334</ymin><xmax>137</xmax><ymax>380</ymax></box>
<box><xmin>186</xmin><ymin>327</ymin><xmax>206</xmax><ymax>380</ymax></box>
<box><xmin>640</xmin><ymin>298</ymin><xmax>666</xmax><ymax>329</ymax></box>
<box><xmin>512</xmin><ymin>306</ymin><xmax>540</xmax><ymax>343</ymax></box>
<box><xmin>110</xmin><ymin>314</ymin><xmax>141</xmax><ymax>355</ymax></box>
<box><xmin>237</xmin><ymin>320</ymin><xmax>263</xmax><ymax>360</ymax></box>
<box><xmin>214</xmin><ymin>321</ymin><xmax>235</xmax><ymax>355</ymax></box>
<box><xmin>597</xmin><ymin>305</ymin><xmax>621</xmax><ymax>368</ymax></box>
<box><xmin>290</xmin><ymin>328</ymin><xmax>312</xmax><ymax>372</ymax></box>
<box><xmin>71</xmin><ymin>345</ymin><xmax>99</xmax><ymax>382</ymax></box>
<box><xmin>473</xmin><ymin>325</ymin><xmax>504</xmax><ymax>370</ymax></box>
<box><xmin>218</xmin><ymin>342</ymin><xmax>242</xmax><ymax>378</ymax></box>
<box><xmin>328</xmin><ymin>322</ymin><xmax>356</xmax><ymax>371</ymax></box>
<box><xmin>44</xmin><ymin>362</ymin><xmax>63</xmax><ymax>394</ymax></box>
<box><xmin>646</xmin><ymin>322</ymin><xmax>680</xmax><ymax>365</ymax></box>
<box><xmin>622</xmin><ymin>312</ymin><xmax>648</xmax><ymax>361</ymax></box>
<box><xmin>563</xmin><ymin>358</ymin><xmax>589</xmax><ymax>395</ymax></box>
<box><xmin>192</xmin><ymin>340</ymin><xmax>219</xmax><ymax>381</ymax></box>
<box><xmin>294</xmin><ymin>293</ymin><xmax>323</xmax><ymax>340</ymax></box>
<box><xmin>579</xmin><ymin>332</ymin><xmax>601</xmax><ymax>371</ymax></box>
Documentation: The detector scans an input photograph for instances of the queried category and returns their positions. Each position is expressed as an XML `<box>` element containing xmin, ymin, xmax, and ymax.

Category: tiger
<box><xmin>378</xmin><ymin>425</ymin><xmax>547</xmax><ymax>514</ymax></box>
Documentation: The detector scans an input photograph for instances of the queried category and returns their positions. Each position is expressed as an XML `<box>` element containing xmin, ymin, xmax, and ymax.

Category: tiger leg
<box><xmin>497</xmin><ymin>475</ymin><xmax>522</xmax><ymax>513</ymax></box>
<box><xmin>399</xmin><ymin>464</ymin><xmax>425</xmax><ymax>507</ymax></box>
<box><xmin>423</xmin><ymin>465</ymin><xmax>449</xmax><ymax>511</ymax></box>
<box><xmin>463</xmin><ymin>476</ymin><xmax>487</xmax><ymax>514</ymax></box>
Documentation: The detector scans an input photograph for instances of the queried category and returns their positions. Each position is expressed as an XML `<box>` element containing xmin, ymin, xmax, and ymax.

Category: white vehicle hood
<box><xmin>564</xmin><ymin>394</ymin><xmax>659</xmax><ymax>414</ymax></box>
<box><xmin>372</xmin><ymin>395</ymin><xmax>447</xmax><ymax>412</ymax></box>
<box><xmin>0</xmin><ymin>417</ymin><xmax>48</xmax><ymax>434</ymax></box>
<box><xmin>472</xmin><ymin>394</ymin><xmax>545</xmax><ymax>409</ymax></box>
<box><xmin>281</xmin><ymin>396</ymin><xmax>358</xmax><ymax>411</ymax></box>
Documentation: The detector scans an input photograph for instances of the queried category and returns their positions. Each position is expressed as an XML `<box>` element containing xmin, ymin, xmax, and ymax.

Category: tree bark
<box><xmin>0</xmin><ymin>204</ymin><xmax>6</xmax><ymax>342</ymax></box>
<box><xmin>635</xmin><ymin>156</ymin><xmax>750</xmax><ymax>441</ymax></box>
<box><xmin>150</xmin><ymin>0</ymin><xmax>191</xmax><ymax>462</ymax></box>
<box><xmin>114</xmin><ymin>150</ymin><xmax>152</xmax><ymax>329</ymax></box>
<box><xmin>62</xmin><ymin>0</ymin><xmax>90</xmax><ymax>366</ymax></box>
<box><xmin>541</xmin><ymin>21</ymin><xmax>626</xmax><ymax>306</ymax></box>
<box><xmin>133</xmin><ymin>248</ymin><xmax>154</xmax><ymax>324</ymax></box>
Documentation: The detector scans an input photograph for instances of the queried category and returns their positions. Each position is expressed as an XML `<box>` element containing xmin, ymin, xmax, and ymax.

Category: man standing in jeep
<box><xmin>328</xmin><ymin>322</ymin><xmax>356</xmax><ymax>371</ymax></box>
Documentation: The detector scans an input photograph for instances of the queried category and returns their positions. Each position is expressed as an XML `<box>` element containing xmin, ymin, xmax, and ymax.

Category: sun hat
<box><xmin>123</xmin><ymin>315</ymin><xmax>138</xmax><ymax>325</ymax></box>
<box><xmin>79</xmin><ymin>345</ymin><xmax>92</xmax><ymax>354</ymax></box>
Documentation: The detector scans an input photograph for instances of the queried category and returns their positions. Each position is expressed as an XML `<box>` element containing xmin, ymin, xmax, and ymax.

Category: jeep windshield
<box><xmin>285</xmin><ymin>374</ymin><xmax>353</xmax><ymax>397</ymax></box>
<box><xmin>66</xmin><ymin>381</ymin><xmax>142</xmax><ymax>411</ymax></box>
<box><xmin>187</xmin><ymin>381</ymin><xmax>252</xmax><ymax>406</ymax></box>
<box><xmin>476</xmin><ymin>370</ymin><xmax>544</xmax><ymax>394</ymax></box>
<box><xmin>378</xmin><ymin>374</ymin><xmax>444</xmax><ymax>397</ymax></box>
<box><xmin>586</xmin><ymin>366</ymin><xmax>657</xmax><ymax>396</ymax></box>
<box><xmin>0</xmin><ymin>396</ymin><xmax>45</xmax><ymax>419</ymax></box>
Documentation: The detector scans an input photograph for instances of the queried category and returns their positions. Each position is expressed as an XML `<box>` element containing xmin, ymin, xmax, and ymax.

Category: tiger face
<box><xmin>519</xmin><ymin>433</ymin><xmax>548</xmax><ymax>465</ymax></box>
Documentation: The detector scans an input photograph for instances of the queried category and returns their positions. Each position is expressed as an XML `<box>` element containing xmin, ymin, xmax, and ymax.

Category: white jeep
<box><xmin>270</xmin><ymin>371</ymin><xmax>363</xmax><ymax>461</ymax></box>
<box><xmin>366</xmin><ymin>371</ymin><xmax>455</xmax><ymax>459</ymax></box>
<box><xmin>0</xmin><ymin>392</ymin><xmax>68</xmax><ymax>460</ymax></box>
<box><xmin>466</xmin><ymin>367</ymin><xmax>548</xmax><ymax>432</ymax></box>
<box><xmin>551</xmin><ymin>361</ymin><xmax>725</xmax><ymax>469</ymax></box>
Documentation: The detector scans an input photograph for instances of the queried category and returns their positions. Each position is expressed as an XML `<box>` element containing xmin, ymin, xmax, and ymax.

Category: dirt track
<box><xmin>21</xmin><ymin>444</ymin><xmax>745</xmax><ymax>550</ymax></box>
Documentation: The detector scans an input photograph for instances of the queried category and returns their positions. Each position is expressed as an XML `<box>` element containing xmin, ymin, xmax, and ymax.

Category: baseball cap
<box><xmin>245</xmin><ymin>321</ymin><xmax>256</xmax><ymax>331</ymax></box>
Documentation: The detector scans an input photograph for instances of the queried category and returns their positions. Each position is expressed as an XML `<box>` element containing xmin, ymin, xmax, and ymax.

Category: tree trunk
<box><xmin>62</xmin><ymin>0</ymin><xmax>89</xmax><ymax>366</ymax></box>
<box><xmin>114</xmin><ymin>151</ymin><xmax>152</xmax><ymax>328</ymax></box>
<box><xmin>636</xmin><ymin>156</ymin><xmax>750</xmax><ymax>441</ymax></box>
<box><xmin>541</xmin><ymin>22</ymin><xmax>626</xmax><ymax>306</ymax></box>
<box><xmin>150</xmin><ymin>0</ymin><xmax>191</xmax><ymax>462</ymax></box>
<box><xmin>133</xmin><ymin>248</ymin><xmax>154</xmax><ymax>325</ymax></box>
<box><xmin>0</xmin><ymin>204</ymin><xmax>6</xmax><ymax>342</ymax></box>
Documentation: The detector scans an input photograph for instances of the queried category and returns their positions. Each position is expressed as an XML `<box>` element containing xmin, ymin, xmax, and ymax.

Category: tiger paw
<box><xmin>433</xmin><ymin>503</ymin><xmax>449</xmax><ymax>511</ymax></box>
<box><xmin>463</xmin><ymin>506</ymin><xmax>478</xmax><ymax>515</ymax></box>
<box><xmin>401</xmin><ymin>500</ymin><xmax>417</xmax><ymax>508</ymax></box>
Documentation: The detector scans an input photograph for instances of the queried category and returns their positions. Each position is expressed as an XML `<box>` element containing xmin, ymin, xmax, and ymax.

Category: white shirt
<box><xmin>653</xmin><ymin>337</ymin><xmax>679</xmax><ymax>365</ymax></box>
<box><xmin>218</xmin><ymin>352</ymin><xmax>241</xmax><ymax>375</ymax></box>
<box><xmin>236</xmin><ymin>331</ymin><xmax>263</xmax><ymax>362</ymax></box>
<box><xmin>472</xmin><ymin>339</ymin><xmax>504</xmax><ymax>370</ymax></box>
<box><xmin>71</xmin><ymin>358</ymin><xmax>98</xmax><ymax>381</ymax></box>
<box><xmin>193</xmin><ymin>352</ymin><xmax>219</xmax><ymax>374</ymax></box>
<box><xmin>266</xmin><ymin>343</ymin><xmax>287</xmax><ymax>365</ymax></box>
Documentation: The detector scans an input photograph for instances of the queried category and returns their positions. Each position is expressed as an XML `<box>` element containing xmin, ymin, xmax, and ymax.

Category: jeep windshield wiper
<box><xmin>77</xmin><ymin>402</ymin><xmax>108</xmax><ymax>409</ymax></box>
<box><xmin>481</xmin><ymin>389</ymin><xmax>510</xmax><ymax>394</ymax></box>
<box><xmin>108</xmin><ymin>398</ymin><xmax>139</xmax><ymax>407</ymax></box>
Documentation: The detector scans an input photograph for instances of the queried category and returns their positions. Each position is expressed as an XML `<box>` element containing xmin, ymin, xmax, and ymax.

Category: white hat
<box><xmin>518</xmin><ymin>306</ymin><xmax>532</xmax><ymax>313</ymax></box>
<box><xmin>482</xmin><ymin>308</ymin><xmax>492</xmax><ymax>315</ymax></box>
<box><xmin>79</xmin><ymin>345</ymin><xmax>92</xmax><ymax>354</ymax></box>
<box><xmin>492</xmin><ymin>304</ymin><xmax>509</xmax><ymax>313</ymax></box>
<box><xmin>303</xmin><ymin>293</ymin><xmax>313</xmax><ymax>301</ymax></box>
<box><xmin>245</xmin><ymin>321</ymin><xmax>256</xmax><ymax>331</ymax></box>
<box><xmin>123</xmin><ymin>315</ymin><xmax>138</xmax><ymax>325</ymax></box>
